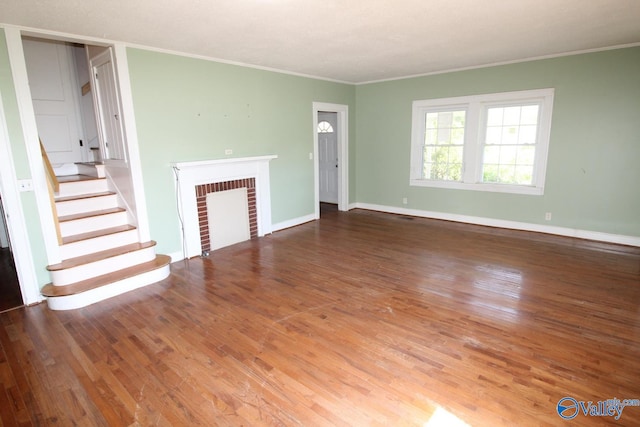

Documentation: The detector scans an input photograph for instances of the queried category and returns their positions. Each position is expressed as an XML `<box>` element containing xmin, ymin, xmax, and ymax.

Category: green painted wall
<box><xmin>126</xmin><ymin>49</ymin><xmax>355</xmax><ymax>255</ymax></box>
<box><xmin>1</xmin><ymin>27</ymin><xmax>639</xmax><ymax>291</ymax></box>
<box><xmin>355</xmin><ymin>47</ymin><xmax>640</xmax><ymax>237</ymax></box>
<box><xmin>0</xmin><ymin>29</ymin><xmax>50</xmax><ymax>286</ymax></box>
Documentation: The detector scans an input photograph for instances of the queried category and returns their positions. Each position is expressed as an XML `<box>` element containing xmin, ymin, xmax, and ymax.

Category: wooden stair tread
<box><xmin>42</xmin><ymin>255</ymin><xmax>171</xmax><ymax>297</ymax></box>
<box><xmin>75</xmin><ymin>162</ymin><xmax>104</xmax><ymax>166</ymax></box>
<box><xmin>56</xmin><ymin>174</ymin><xmax>104</xmax><ymax>183</ymax></box>
<box><xmin>55</xmin><ymin>191</ymin><xmax>116</xmax><ymax>203</ymax></box>
<box><xmin>62</xmin><ymin>224</ymin><xmax>136</xmax><ymax>245</ymax></box>
<box><xmin>58</xmin><ymin>207</ymin><xmax>126</xmax><ymax>223</ymax></box>
<box><xmin>47</xmin><ymin>241</ymin><xmax>157</xmax><ymax>271</ymax></box>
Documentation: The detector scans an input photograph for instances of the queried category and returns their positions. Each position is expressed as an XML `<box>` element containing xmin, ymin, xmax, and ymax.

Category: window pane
<box><xmin>483</xmin><ymin>164</ymin><xmax>499</xmax><ymax>183</ymax></box>
<box><xmin>437</xmin><ymin>127</ymin><xmax>451</xmax><ymax>144</ymax></box>
<box><xmin>426</xmin><ymin>113</ymin><xmax>438</xmax><ymax>129</ymax></box>
<box><xmin>483</xmin><ymin>146</ymin><xmax>500</xmax><ymax>163</ymax></box>
<box><xmin>501</xmin><ymin>126</ymin><xmax>519</xmax><ymax>145</ymax></box>
<box><xmin>449</xmin><ymin>146</ymin><xmax>463</xmax><ymax>162</ymax></box>
<box><xmin>520</xmin><ymin>105</ymin><xmax>539</xmax><ymax>125</ymax></box>
<box><xmin>486</xmin><ymin>127</ymin><xmax>502</xmax><ymax>145</ymax></box>
<box><xmin>519</xmin><ymin>125</ymin><xmax>537</xmax><ymax>144</ymax></box>
<box><xmin>503</xmin><ymin>107</ymin><xmax>521</xmax><ymax>125</ymax></box>
<box><xmin>452</xmin><ymin>128</ymin><xmax>465</xmax><ymax>145</ymax></box>
<box><xmin>452</xmin><ymin>111</ymin><xmax>466</xmax><ymax>127</ymax></box>
<box><xmin>498</xmin><ymin>165</ymin><xmax>516</xmax><ymax>183</ymax></box>
<box><xmin>517</xmin><ymin>146</ymin><xmax>535</xmax><ymax>165</ymax></box>
<box><xmin>515</xmin><ymin>165</ymin><xmax>533</xmax><ymax>185</ymax></box>
<box><xmin>487</xmin><ymin>108</ymin><xmax>503</xmax><ymax>126</ymax></box>
<box><xmin>447</xmin><ymin>163</ymin><xmax>462</xmax><ymax>181</ymax></box>
<box><xmin>421</xmin><ymin>109</ymin><xmax>465</xmax><ymax>182</ymax></box>
<box><xmin>481</xmin><ymin>103</ymin><xmax>541</xmax><ymax>185</ymax></box>
<box><xmin>439</xmin><ymin>112</ymin><xmax>453</xmax><ymax>128</ymax></box>
<box><xmin>500</xmin><ymin>145</ymin><xmax>517</xmax><ymax>164</ymax></box>
<box><xmin>425</xmin><ymin>129</ymin><xmax>437</xmax><ymax>145</ymax></box>
<box><xmin>317</xmin><ymin>121</ymin><xmax>334</xmax><ymax>133</ymax></box>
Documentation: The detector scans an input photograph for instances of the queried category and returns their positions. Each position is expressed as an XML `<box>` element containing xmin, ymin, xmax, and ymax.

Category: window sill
<box><xmin>409</xmin><ymin>179</ymin><xmax>544</xmax><ymax>195</ymax></box>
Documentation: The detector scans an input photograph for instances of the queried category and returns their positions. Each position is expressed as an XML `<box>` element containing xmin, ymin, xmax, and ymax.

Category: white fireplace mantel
<box><xmin>171</xmin><ymin>155</ymin><xmax>277</xmax><ymax>258</ymax></box>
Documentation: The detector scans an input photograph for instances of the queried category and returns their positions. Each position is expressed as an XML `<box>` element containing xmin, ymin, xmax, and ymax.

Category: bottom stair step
<box><xmin>42</xmin><ymin>255</ymin><xmax>171</xmax><ymax>310</ymax></box>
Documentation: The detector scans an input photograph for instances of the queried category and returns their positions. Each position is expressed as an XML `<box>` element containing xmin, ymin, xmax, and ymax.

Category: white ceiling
<box><xmin>2</xmin><ymin>0</ymin><xmax>640</xmax><ymax>83</ymax></box>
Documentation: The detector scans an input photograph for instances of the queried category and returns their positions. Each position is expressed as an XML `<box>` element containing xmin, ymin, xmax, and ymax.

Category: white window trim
<box><xmin>410</xmin><ymin>88</ymin><xmax>554</xmax><ymax>195</ymax></box>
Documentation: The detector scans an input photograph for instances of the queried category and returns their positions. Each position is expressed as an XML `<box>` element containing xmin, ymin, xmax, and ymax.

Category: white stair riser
<box><xmin>57</xmin><ymin>179</ymin><xmax>109</xmax><ymax>197</ymax></box>
<box><xmin>60</xmin><ymin>229</ymin><xmax>139</xmax><ymax>260</ymax></box>
<box><xmin>50</xmin><ymin>246</ymin><xmax>157</xmax><ymax>286</ymax></box>
<box><xmin>76</xmin><ymin>164</ymin><xmax>106</xmax><ymax>178</ymax></box>
<box><xmin>59</xmin><ymin>211</ymin><xmax>128</xmax><ymax>237</ymax></box>
<box><xmin>56</xmin><ymin>194</ymin><xmax>118</xmax><ymax>217</ymax></box>
<box><xmin>46</xmin><ymin>264</ymin><xmax>171</xmax><ymax>311</ymax></box>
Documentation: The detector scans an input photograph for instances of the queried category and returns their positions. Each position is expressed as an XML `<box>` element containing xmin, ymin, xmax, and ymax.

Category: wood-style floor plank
<box><xmin>1</xmin><ymin>208</ymin><xmax>640</xmax><ymax>426</ymax></box>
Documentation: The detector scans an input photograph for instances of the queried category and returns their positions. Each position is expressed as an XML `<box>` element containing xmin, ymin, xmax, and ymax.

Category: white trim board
<box><xmin>272</xmin><ymin>214</ymin><xmax>316</xmax><ymax>233</ymax></box>
<box><xmin>353</xmin><ymin>203</ymin><xmax>640</xmax><ymax>248</ymax></box>
<box><xmin>312</xmin><ymin>102</ymin><xmax>349</xmax><ymax>219</ymax></box>
<box><xmin>0</xmin><ymin>90</ymin><xmax>42</xmax><ymax>305</ymax></box>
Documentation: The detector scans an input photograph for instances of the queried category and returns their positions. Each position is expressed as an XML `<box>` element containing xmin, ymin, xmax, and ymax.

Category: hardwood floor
<box><xmin>1</xmin><ymin>209</ymin><xmax>639</xmax><ymax>426</ymax></box>
<box><xmin>0</xmin><ymin>247</ymin><xmax>22</xmax><ymax>313</ymax></box>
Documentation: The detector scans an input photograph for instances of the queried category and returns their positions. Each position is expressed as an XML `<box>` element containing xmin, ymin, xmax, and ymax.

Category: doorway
<box><xmin>4</xmin><ymin>26</ymin><xmax>150</xmax><ymax>302</ymax></box>
<box><xmin>312</xmin><ymin>102</ymin><xmax>349</xmax><ymax>219</ymax></box>
<box><xmin>22</xmin><ymin>37</ymin><xmax>101</xmax><ymax>173</ymax></box>
<box><xmin>0</xmin><ymin>196</ymin><xmax>22</xmax><ymax>312</ymax></box>
<box><xmin>318</xmin><ymin>111</ymin><xmax>338</xmax><ymax>205</ymax></box>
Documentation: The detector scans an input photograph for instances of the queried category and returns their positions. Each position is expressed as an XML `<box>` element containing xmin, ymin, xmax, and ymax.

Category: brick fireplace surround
<box><xmin>196</xmin><ymin>178</ymin><xmax>257</xmax><ymax>253</ymax></box>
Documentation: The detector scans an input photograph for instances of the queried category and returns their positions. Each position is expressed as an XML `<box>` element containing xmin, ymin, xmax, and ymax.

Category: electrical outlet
<box><xmin>402</xmin><ymin>197</ymin><xmax>408</xmax><ymax>205</ymax></box>
<box><xmin>545</xmin><ymin>212</ymin><xmax>552</xmax><ymax>221</ymax></box>
<box><xmin>225</xmin><ymin>149</ymin><xmax>233</xmax><ymax>155</ymax></box>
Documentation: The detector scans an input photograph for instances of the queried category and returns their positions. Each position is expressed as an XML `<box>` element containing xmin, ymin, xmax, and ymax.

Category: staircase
<box><xmin>41</xmin><ymin>163</ymin><xmax>171</xmax><ymax>310</ymax></box>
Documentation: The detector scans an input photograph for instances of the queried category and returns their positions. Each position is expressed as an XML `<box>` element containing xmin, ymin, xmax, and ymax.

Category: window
<box><xmin>410</xmin><ymin>88</ymin><xmax>554</xmax><ymax>195</ymax></box>
<box><xmin>317</xmin><ymin>120</ymin><xmax>334</xmax><ymax>133</ymax></box>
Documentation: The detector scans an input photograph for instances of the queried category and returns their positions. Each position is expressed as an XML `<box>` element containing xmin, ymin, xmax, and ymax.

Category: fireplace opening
<box><xmin>196</xmin><ymin>178</ymin><xmax>257</xmax><ymax>254</ymax></box>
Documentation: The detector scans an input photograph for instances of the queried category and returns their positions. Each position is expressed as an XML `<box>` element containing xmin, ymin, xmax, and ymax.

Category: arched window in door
<box><xmin>317</xmin><ymin>120</ymin><xmax>334</xmax><ymax>133</ymax></box>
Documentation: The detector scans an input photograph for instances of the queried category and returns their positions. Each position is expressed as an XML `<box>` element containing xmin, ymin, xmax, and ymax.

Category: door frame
<box><xmin>312</xmin><ymin>102</ymin><xmax>349</xmax><ymax>219</ymax></box>
<box><xmin>90</xmin><ymin>47</ymin><xmax>129</xmax><ymax>165</ymax></box>
<box><xmin>0</xmin><ymin>90</ymin><xmax>39</xmax><ymax>305</ymax></box>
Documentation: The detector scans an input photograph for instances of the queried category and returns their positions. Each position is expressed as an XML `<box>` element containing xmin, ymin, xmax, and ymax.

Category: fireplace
<box><xmin>171</xmin><ymin>156</ymin><xmax>277</xmax><ymax>258</ymax></box>
<box><xmin>196</xmin><ymin>178</ymin><xmax>256</xmax><ymax>253</ymax></box>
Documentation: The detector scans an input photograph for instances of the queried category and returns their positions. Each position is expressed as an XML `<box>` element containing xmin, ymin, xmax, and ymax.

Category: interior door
<box><xmin>90</xmin><ymin>48</ymin><xmax>127</xmax><ymax>162</ymax></box>
<box><xmin>22</xmin><ymin>38</ymin><xmax>87</xmax><ymax>165</ymax></box>
<box><xmin>318</xmin><ymin>112</ymin><xmax>338</xmax><ymax>204</ymax></box>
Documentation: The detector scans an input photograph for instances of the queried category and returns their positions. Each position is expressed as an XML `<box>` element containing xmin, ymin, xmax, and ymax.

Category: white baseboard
<box><xmin>168</xmin><ymin>251</ymin><xmax>186</xmax><ymax>262</ymax></box>
<box><xmin>272</xmin><ymin>214</ymin><xmax>316</xmax><ymax>232</ymax></box>
<box><xmin>353</xmin><ymin>203</ymin><xmax>640</xmax><ymax>247</ymax></box>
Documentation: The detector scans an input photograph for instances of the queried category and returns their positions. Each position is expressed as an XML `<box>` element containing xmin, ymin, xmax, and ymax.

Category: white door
<box><xmin>23</xmin><ymin>38</ymin><xmax>87</xmax><ymax>165</ymax></box>
<box><xmin>91</xmin><ymin>48</ymin><xmax>127</xmax><ymax>162</ymax></box>
<box><xmin>318</xmin><ymin>112</ymin><xmax>338</xmax><ymax>204</ymax></box>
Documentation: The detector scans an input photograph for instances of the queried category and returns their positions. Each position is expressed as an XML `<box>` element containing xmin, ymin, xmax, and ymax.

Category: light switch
<box><xmin>18</xmin><ymin>179</ymin><xmax>33</xmax><ymax>192</ymax></box>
